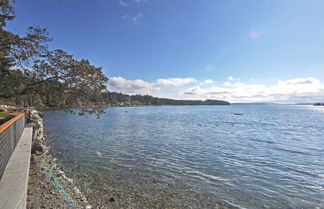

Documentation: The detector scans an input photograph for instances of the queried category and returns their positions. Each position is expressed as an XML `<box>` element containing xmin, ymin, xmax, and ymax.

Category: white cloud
<box><xmin>270</xmin><ymin>77</ymin><xmax>322</xmax><ymax>95</ymax></box>
<box><xmin>182</xmin><ymin>77</ymin><xmax>324</xmax><ymax>103</ymax></box>
<box><xmin>156</xmin><ymin>77</ymin><xmax>197</xmax><ymax>87</ymax></box>
<box><xmin>228</xmin><ymin>76</ymin><xmax>240</xmax><ymax>81</ymax></box>
<box><xmin>109</xmin><ymin>77</ymin><xmax>159</xmax><ymax>94</ymax></box>
<box><xmin>200</xmin><ymin>79</ymin><xmax>214</xmax><ymax>85</ymax></box>
<box><xmin>109</xmin><ymin>76</ymin><xmax>324</xmax><ymax>103</ymax></box>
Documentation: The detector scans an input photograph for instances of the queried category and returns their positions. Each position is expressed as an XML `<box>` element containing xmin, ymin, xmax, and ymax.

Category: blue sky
<box><xmin>8</xmin><ymin>0</ymin><xmax>324</xmax><ymax>102</ymax></box>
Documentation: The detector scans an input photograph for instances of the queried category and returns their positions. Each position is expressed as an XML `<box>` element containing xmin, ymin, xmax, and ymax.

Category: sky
<box><xmin>7</xmin><ymin>0</ymin><xmax>324</xmax><ymax>103</ymax></box>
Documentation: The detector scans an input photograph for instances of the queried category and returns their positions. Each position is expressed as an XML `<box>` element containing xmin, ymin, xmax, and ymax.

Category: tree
<box><xmin>0</xmin><ymin>1</ymin><xmax>109</xmax><ymax>115</ymax></box>
<box><xmin>0</xmin><ymin>0</ymin><xmax>15</xmax><ymax>30</ymax></box>
<box><xmin>0</xmin><ymin>27</ymin><xmax>52</xmax><ymax>98</ymax></box>
<box><xmin>26</xmin><ymin>49</ymin><xmax>108</xmax><ymax>108</ymax></box>
<box><xmin>1</xmin><ymin>1</ymin><xmax>52</xmax><ymax>99</ymax></box>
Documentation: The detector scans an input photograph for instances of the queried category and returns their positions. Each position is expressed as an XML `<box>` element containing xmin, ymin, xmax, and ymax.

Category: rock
<box><xmin>31</xmin><ymin>140</ymin><xmax>46</xmax><ymax>154</ymax></box>
<box><xmin>0</xmin><ymin>105</ymin><xmax>16</xmax><ymax>112</ymax></box>
<box><xmin>28</xmin><ymin>108</ymin><xmax>47</xmax><ymax>155</ymax></box>
<box><xmin>96</xmin><ymin>151</ymin><xmax>102</xmax><ymax>158</ymax></box>
<box><xmin>109</xmin><ymin>197</ymin><xmax>115</xmax><ymax>202</ymax></box>
<box><xmin>57</xmin><ymin>170</ymin><xmax>64</xmax><ymax>177</ymax></box>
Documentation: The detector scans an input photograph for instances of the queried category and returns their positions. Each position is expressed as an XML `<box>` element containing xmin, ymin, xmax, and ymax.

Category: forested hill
<box><xmin>95</xmin><ymin>92</ymin><xmax>230</xmax><ymax>106</ymax></box>
<box><xmin>0</xmin><ymin>2</ymin><xmax>229</xmax><ymax>110</ymax></box>
<box><xmin>12</xmin><ymin>91</ymin><xmax>230</xmax><ymax>108</ymax></box>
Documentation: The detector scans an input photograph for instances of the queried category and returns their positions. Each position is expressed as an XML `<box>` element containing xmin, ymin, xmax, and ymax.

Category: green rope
<box><xmin>41</xmin><ymin>163</ymin><xmax>80</xmax><ymax>208</ymax></box>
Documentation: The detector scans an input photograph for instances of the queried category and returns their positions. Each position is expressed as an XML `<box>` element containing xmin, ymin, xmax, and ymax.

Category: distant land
<box><xmin>294</xmin><ymin>103</ymin><xmax>314</xmax><ymax>105</ymax></box>
<box><xmin>16</xmin><ymin>91</ymin><xmax>230</xmax><ymax>108</ymax></box>
<box><xmin>232</xmin><ymin>102</ymin><xmax>279</xmax><ymax>105</ymax></box>
<box><xmin>98</xmin><ymin>92</ymin><xmax>231</xmax><ymax>106</ymax></box>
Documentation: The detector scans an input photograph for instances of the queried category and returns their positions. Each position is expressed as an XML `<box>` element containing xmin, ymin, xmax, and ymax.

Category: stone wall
<box><xmin>29</xmin><ymin>109</ymin><xmax>47</xmax><ymax>154</ymax></box>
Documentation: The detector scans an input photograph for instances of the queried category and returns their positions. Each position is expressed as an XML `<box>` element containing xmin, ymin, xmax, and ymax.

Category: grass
<box><xmin>0</xmin><ymin>112</ymin><xmax>11</xmax><ymax>117</ymax></box>
<box><xmin>0</xmin><ymin>112</ymin><xmax>18</xmax><ymax>125</ymax></box>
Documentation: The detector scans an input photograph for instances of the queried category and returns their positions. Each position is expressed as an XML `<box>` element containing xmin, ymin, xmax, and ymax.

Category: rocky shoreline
<box><xmin>27</xmin><ymin>109</ymin><xmax>92</xmax><ymax>209</ymax></box>
<box><xmin>26</xmin><ymin>109</ymin><xmax>237</xmax><ymax>209</ymax></box>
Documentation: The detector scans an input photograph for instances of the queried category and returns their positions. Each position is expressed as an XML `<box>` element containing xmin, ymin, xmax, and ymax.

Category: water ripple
<box><xmin>44</xmin><ymin>105</ymin><xmax>324</xmax><ymax>209</ymax></box>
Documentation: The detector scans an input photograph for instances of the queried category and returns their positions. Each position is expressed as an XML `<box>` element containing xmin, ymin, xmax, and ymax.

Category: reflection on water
<box><xmin>44</xmin><ymin>105</ymin><xmax>324</xmax><ymax>208</ymax></box>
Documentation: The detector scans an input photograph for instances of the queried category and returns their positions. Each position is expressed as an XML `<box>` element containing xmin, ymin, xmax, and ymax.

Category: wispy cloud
<box><xmin>133</xmin><ymin>13</ymin><xmax>144</xmax><ymax>23</ymax></box>
<box><xmin>134</xmin><ymin>0</ymin><xmax>148</xmax><ymax>3</ymax></box>
<box><xmin>121</xmin><ymin>14</ymin><xmax>130</xmax><ymax>19</ymax></box>
<box><xmin>156</xmin><ymin>78</ymin><xmax>197</xmax><ymax>87</ymax></box>
<box><xmin>119</xmin><ymin>0</ymin><xmax>128</xmax><ymax>7</ymax></box>
<box><xmin>121</xmin><ymin>13</ymin><xmax>144</xmax><ymax>24</ymax></box>
<box><xmin>228</xmin><ymin>76</ymin><xmax>240</xmax><ymax>81</ymax></box>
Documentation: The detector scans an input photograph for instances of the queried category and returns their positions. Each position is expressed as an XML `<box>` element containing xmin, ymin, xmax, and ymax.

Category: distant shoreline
<box><xmin>36</xmin><ymin>102</ymin><xmax>230</xmax><ymax>111</ymax></box>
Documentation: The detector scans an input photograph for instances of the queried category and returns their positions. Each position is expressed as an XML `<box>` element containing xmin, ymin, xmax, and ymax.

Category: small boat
<box><xmin>233</xmin><ymin>113</ymin><xmax>243</xmax><ymax>115</ymax></box>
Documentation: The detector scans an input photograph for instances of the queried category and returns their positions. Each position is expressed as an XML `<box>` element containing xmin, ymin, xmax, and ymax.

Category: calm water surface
<box><xmin>44</xmin><ymin>105</ymin><xmax>324</xmax><ymax>209</ymax></box>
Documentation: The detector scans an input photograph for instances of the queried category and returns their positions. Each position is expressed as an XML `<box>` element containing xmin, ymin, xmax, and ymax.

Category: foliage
<box><xmin>0</xmin><ymin>0</ymin><xmax>15</xmax><ymax>30</ymax></box>
<box><xmin>97</xmin><ymin>92</ymin><xmax>230</xmax><ymax>106</ymax></box>
<box><xmin>0</xmin><ymin>1</ymin><xmax>229</xmax><ymax>113</ymax></box>
<box><xmin>22</xmin><ymin>49</ymin><xmax>108</xmax><ymax>106</ymax></box>
<box><xmin>0</xmin><ymin>0</ymin><xmax>109</xmax><ymax>114</ymax></box>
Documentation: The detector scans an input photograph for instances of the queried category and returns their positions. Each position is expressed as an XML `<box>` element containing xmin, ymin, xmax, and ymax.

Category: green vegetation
<box><xmin>0</xmin><ymin>112</ymin><xmax>10</xmax><ymax>117</ymax></box>
<box><xmin>0</xmin><ymin>1</ymin><xmax>229</xmax><ymax>111</ymax></box>
<box><xmin>96</xmin><ymin>92</ymin><xmax>230</xmax><ymax>106</ymax></box>
<box><xmin>0</xmin><ymin>112</ymin><xmax>15</xmax><ymax>125</ymax></box>
<box><xmin>0</xmin><ymin>1</ymin><xmax>108</xmax><ymax>114</ymax></box>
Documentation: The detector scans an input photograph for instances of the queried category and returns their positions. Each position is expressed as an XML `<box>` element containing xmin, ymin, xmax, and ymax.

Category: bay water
<box><xmin>44</xmin><ymin>105</ymin><xmax>324</xmax><ymax>208</ymax></box>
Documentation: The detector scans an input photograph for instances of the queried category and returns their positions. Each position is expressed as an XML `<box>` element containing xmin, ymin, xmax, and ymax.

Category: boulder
<box><xmin>28</xmin><ymin>108</ymin><xmax>47</xmax><ymax>154</ymax></box>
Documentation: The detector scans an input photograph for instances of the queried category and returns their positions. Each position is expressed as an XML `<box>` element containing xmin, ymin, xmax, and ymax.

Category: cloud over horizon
<box><xmin>182</xmin><ymin>77</ymin><xmax>324</xmax><ymax>103</ymax></box>
<box><xmin>109</xmin><ymin>77</ymin><xmax>197</xmax><ymax>94</ymax></box>
<box><xmin>109</xmin><ymin>76</ymin><xmax>159</xmax><ymax>94</ymax></box>
<box><xmin>108</xmin><ymin>76</ymin><xmax>324</xmax><ymax>103</ymax></box>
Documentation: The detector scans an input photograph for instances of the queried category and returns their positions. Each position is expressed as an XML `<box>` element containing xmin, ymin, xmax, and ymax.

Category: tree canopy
<box><xmin>0</xmin><ymin>0</ymin><xmax>109</xmax><ymax>113</ymax></box>
<box><xmin>0</xmin><ymin>1</ymin><xmax>229</xmax><ymax>112</ymax></box>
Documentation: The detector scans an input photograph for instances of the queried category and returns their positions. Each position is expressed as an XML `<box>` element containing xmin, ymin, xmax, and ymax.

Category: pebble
<box><xmin>96</xmin><ymin>151</ymin><xmax>102</xmax><ymax>158</ymax></box>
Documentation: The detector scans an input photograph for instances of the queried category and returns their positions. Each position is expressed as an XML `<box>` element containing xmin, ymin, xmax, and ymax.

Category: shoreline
<box><xmin>28</xmin><ymin>147</ymin><xmax>238</xmax><ymax>209</ymax></box>
<box><xmin>27</xmin><ymin>109</ymin><xmax>92</xmax><ymax>208</ymax></box>
<box><xmin>27</xmin><ymin>152</ymin><xmax>92</xmax><ymax>209</ymax></box>
<box><xmin>27</xmin><ymin>109</ymin><xmax>238</xmax><ymax>209</ymax></box>
<box><xmin>36</xmin><ymin>103</ymin><xmax>231</xmax><ymax>111</ymax></box>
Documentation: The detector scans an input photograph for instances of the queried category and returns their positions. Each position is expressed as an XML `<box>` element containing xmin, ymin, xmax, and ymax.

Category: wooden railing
<box><xmin>0</xmin><ymin>112</ymin><xmax>26</xmax><ymax>180</ymax></box>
